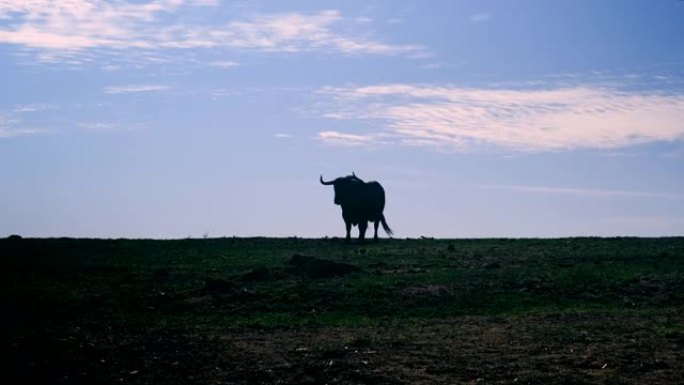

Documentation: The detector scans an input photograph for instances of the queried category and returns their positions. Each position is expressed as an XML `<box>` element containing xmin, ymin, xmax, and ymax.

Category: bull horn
<box><xmin>320</xmin><ymin>175</ymin><xmax>334</xmax><ymax>185</ymax></box>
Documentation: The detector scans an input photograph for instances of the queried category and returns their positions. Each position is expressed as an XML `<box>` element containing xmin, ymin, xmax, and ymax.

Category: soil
<box><xmin>5</xmin><ymin>313</ymin><xmax>683</xmax><ymax>384</ymax></box>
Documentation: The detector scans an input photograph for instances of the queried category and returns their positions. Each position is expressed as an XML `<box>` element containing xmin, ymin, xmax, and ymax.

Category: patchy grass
<box><xmin>1</xmin><ymin>237</ymin><xmax>683</xmax><ymax>384</ymax></box>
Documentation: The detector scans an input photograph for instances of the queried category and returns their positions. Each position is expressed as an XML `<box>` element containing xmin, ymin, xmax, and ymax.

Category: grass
<box><xmin>2</xmin><ymin>236</ymin><xmax>683</xmax><ymax>384</ymax></box>
<box><xmin>2</xmin><ymin>237</ymin><xmax>682</xmax><ymax>325</ymax></box>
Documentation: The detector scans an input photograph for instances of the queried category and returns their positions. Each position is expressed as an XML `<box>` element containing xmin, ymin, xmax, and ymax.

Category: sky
<box><xmin>1</xmin><ymin>0</ymin><xmax>683</xmax><ymax>239</ymax></box>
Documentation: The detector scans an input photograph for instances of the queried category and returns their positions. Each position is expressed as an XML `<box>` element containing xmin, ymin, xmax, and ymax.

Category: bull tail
<box><xmin>381</xmin><ymin>215</ymin><xmax>393</xmax><ymax>237</ymax></box>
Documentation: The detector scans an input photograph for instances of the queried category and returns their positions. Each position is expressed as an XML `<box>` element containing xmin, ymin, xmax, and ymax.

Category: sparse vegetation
<box><xmin>1</xmin><ymin>237</ymin><xmax>683</xmax><ymax>384</ymax></box>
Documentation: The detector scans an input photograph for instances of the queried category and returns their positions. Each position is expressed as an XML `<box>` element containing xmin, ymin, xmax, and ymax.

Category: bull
<box><xmin>320</xmin><ymin>173</ymin><xmax>393</xmax><ymax>241</ymax></box>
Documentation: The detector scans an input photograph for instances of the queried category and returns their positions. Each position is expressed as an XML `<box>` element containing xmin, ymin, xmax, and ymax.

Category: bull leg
<box><xmin>373</xmin><ymin>220</ymin><xmax>379</xmax><ymax>240</ymax></box>
<box><xmin>358</xmin><ymin>221</ymin><xmax>368</xmax><ymax>241</ymax></box>
<box><xmin>345</xmin><ymin>220</ymin><xmax>352</xmax><ymax>241</ymax></box>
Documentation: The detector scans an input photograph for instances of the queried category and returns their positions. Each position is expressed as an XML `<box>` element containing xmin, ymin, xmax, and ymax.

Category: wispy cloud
<box><xmin>316</xmin><ymin>131</ymin><xmax>376</xmax><ymax>146</ymax></box>
<box><xmin>315</xmin><ymin>84</ymin><xmax>684</xmax><ymax>152</ymax></box>
<box><xmin>11</xmin><ymin>103</ymin><xmax>55</xmax><ymax>113</ymax></box>
<box><xmin>0</xmin><ymin>126</ymin><xmax>40</xmax><ymax>138</ymax></box>
<box><xmin>0</xmin><ymin>104</ymin><xmax>53</xmax><ymax>138</ymax></box>
<box><xmin>481</xmin><ymin>184</ymin><xmax>683</xmax><ymax>199</ymax></box>
<box><xmin>205</xmin><ymin>10</ymin><xmax>425</xmax><ymax>56</ymax></box>
<box><xmin>470</xmin><ymin>13</ymin><xmax>493</xmax><ymax>23</ymax></box>
<box><xmin>207</xmin><ymin>61</ymin><xmax>240</xmax><ymax>69</ymax></box>
<box><xmin>0</xmin><ymin>2</ymin><xmax>425</xmax><ymax>63</ymax></box>
<box><xmin>78</xmin><ymin>121</ymin><xmax>117</xmax><ymax>131</ymax></box>
<box><xmin>355</xmin><ymin>17</ymin><xmax>373</xmax><ymax>24</ymax></box>
<box><xmin>0</xmin><ymin>112</ymin><xmax>40</xmax><ymax>138</ymax></box>
<box><xmin>104</xmin><ymin>84</ymin><xmax>169</xmax><ymax>94</ymax></box>
<box><xmin>0</xmin><ymin>0</ymin><xmax>191</xmax><ymax>50</ymax></box>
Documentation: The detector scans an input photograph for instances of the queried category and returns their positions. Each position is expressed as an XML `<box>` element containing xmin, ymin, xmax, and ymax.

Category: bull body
<box><xmin>320</xmin><ymin>173</ymin><xmax>393</xmax><ymax>240</ymax></box>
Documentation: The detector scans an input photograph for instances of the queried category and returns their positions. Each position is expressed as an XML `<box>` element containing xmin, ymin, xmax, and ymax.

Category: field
<box><xmin>2</xmin><ymin>236</ymin><xmax>683</xmax><ymax>384</ymax></box>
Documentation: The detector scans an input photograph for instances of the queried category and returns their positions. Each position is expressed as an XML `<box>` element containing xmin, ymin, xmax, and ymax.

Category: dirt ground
<box><xmin>5</xmin><ymin>312</ymin><xmax>683</xmax><ymax>384</ymax></box>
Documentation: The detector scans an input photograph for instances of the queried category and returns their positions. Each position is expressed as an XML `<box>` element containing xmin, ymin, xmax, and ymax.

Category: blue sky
<box><xmin>1</xmin><ymin>0</ymin><xmax>683</xmax><ymax>238</ymax></box>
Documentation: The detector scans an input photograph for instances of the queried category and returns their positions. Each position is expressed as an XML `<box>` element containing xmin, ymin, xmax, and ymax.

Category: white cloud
<box><xmin>0</xmin><ymin>126</ymin><xmax>40</xmax><ymax>138</ymax></box>
<box><xmin>0</xmin><ymin>104</ymin><xmax>54</xmax><ymax>138</ymax></box>
<box><xmin>316</xmin><ymin>131</ymin><xmax>375</xmax><ymax>146</ymax></box>
<box><xmin>200</xmin><ymin>10</ymin><xmax>423</xmax><ymax>55</ymax></box>
<box><xmin>470</xmin><ymin>13</ymin><xmax>493</xmax><ymax>23</ymax></box>
<box><xmin>104</xmin><ymin>84</ymin><xmax>169</xmax><ymax>94</ymax></box>
<box><xmin>12</xmin><ymin>103</ymin><xmax>56</xmax><ymax>113</ymax></box>
<box><xmin>315</xmin><ymin>84</ymin><xmax>684</xmax><ymax>152</ymax></box>
<box><xmin>0</xmin><ymin>2</ymin><xmax>425</xmax><ymax>62</ymax></box>
<box><xmin>78</xmin><ymin>121</ymin><xmax>117</xmax><ymax>131</ymax></box>
<box><xmin>0</xmin><ymin>0</ymin><xmax>190</xmax><ymax>50</ymax></box>
<box><xmin>0</xmin><ymin>113</ymin><xmax>35</xmax><ymax>138</ymax></box>
<box><xmin>208</xmin><ymin>61</ymin><xmax>239</xmax><ymax>69</ymax></box>
<box><xmin>419</xmin><ymin>62</ymin><xmax>448</xmax><ymax>70</ymax></box>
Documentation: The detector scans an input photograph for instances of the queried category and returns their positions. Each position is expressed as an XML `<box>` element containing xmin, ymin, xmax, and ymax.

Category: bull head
<box><xmin>320</xmin><ymin>174</ymin><xmax>361</xmax><ymax>205</ymax></box>
<box><xmin>320</xmin><ymin>175</ymin><xmax>342</xmax><ymax>204</ymax></box>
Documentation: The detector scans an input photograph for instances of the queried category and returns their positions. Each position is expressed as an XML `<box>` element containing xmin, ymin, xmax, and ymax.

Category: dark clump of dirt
<box><xmin>201</xmin><ymin>278</ymin><xmax>237</xmax><ymax>294</ymax></box>
<box><xmin>400</xmin><ymin>284</ymin><xmax>451</xmax><ymax>297</ymax></box>
<box><xmin>196</xmin><ymin>278</ymin><xmax>256</xmax><ymax>305</ymax></box>
<box><xmin>241</xmin><ymin>266</ymin><xmax>288</xmax><ymax>282</ymax></box>
<box><xmin>288</xmin><ymin>254</ymin><xmax>361</xmax><ymax>279</ymax></box>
